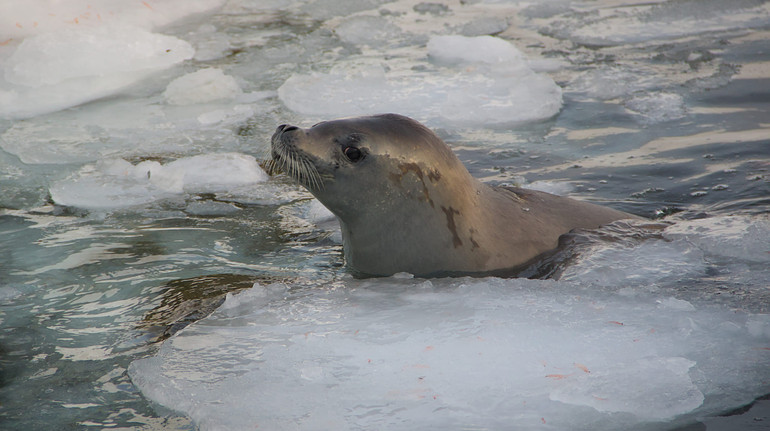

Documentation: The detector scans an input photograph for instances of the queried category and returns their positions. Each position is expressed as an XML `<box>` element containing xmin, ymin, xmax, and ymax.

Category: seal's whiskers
<box><xmin>260</xmin><ymin>158</ymin><xmax>280</xmax><ymax>176</ymax></box>
<box><xmin>271</xmin><ymin>141</ymin><xmax>324</xmax><ymax>190</ymax></box>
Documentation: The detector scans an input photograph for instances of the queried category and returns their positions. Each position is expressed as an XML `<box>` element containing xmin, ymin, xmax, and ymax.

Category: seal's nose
<box><xmin>276</xmin><ymin>124</ymin><xmax>299</xmax><ymax>134</ymax></box>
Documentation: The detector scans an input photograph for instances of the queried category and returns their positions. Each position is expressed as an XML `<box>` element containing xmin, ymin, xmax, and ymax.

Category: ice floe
<box><xmin>278</xmin><ymin>35</ymin><xmax>562</xmax><ymax>128</ymax></box>
<box><xmin>49</xmin><ymin>153</ymin><xmax>268</xmax><ymax>210</ymax></box>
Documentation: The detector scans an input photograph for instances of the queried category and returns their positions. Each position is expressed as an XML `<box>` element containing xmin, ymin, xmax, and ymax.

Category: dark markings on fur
<box><xmin>392</xmin><ymin>162</ymin><xmax>435</xmax><ymax>208</ymax></box>
<box><xmin>469</xmin><ymin>228</ymin><xmax>480</xmax><ymax>251</ymax></box>
<box><xmin>441</xmin><ymin>205</ymin><xmax>463</xmax><ymax>248</ymax></box>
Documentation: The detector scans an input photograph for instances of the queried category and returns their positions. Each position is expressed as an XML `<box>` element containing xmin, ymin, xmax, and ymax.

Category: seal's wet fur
<box><xmin>271</xmin><ymin>114</ymin><xmax>640</xmax><ymax>277</ymax></box>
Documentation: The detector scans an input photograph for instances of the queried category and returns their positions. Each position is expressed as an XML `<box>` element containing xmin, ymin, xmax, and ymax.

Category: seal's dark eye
<box><xmin>343</xmin><ymin>146</ymin><xmax>363</xmax><ymax>162</ymax></box>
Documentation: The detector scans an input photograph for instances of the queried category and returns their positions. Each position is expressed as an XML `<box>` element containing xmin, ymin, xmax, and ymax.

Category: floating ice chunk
<box><xmin>427</xmin><ymin>35</ymin><xmax>525</xmax><ymax>65</ymax></box>
<box><xmin>456</xmin><ymin>16</ymin><xmax>510</xmax><ymax>36</ymax></box>
<box><xmin>305</xmin><ymin>199</ymin><xmax>336</xmax><ymax>225</ymax></box>
<box><xmin>49</xmin><ymin>162</ymin><xmax>174</xmax><ymax>210</ymax></box>
<box><xmin>539</xmin><ymin>0</ymin><xmax>770</xmax><ymax>46</ymax></box>
<box><xmin>520</xmin><ymin>2</ymin><xmax>572</xmax><ymax>20</ymax></box>
<box><xmin>0</xmin><ymin>89</ymin><xmax>271</xmax><ymax>165</ymax></box>
<box><xmin>0</xmin><ymin>26</ymin><xmax>194</xmax><ymax>119</ymax></box>
<box><xmin>49</xmin><ymin>153</ymin><xmax>268</xmax><ymax>210</ymax></box>
<box><xmin>197</xmin><ymin>110</ymin><xmax>227</xmax><ymax>125</ymax></box>
<box><xmin>278</xmin><ymin>63</ymin><xmax>387</xmax><ymax>117</ymax></box>
<box><xmin>559</xmin><ymin>238</ymin><xmax>707</xmax><ymax>287</ymax></box>
<box><xmin>184</xmin><ymin>24</ymin><xmax>235</xmax><ymax>62</ymax></box>
<box><xmin>436</xmin><ymin>67</ymin><xmax>562</xmax><ymax>127</ymax></box>
<box><xmin>527</xmin><ymin>57</ymin><xmax>566</xmax><ymax>73</ymax></box>
<box><xmin>0</xmin><ymin>0</ymin><xmax>226</xmax><ymax>39</ymax></box>
<box><xmin>278</xmin><ymin>36</ymin><xmax>562</xmax><ymax>127</ymax></box>
<box><xmin>657</xmin><ymin>297</ymin><xmax>697</xmax><ymax>311</ymax></box>
<box><xmin>550</xmin><ymin>357</ymin><xmax>703</xmax><ymax>420</ymax></box>
<box><xmin>162</xmin><ymin>154</ymin><xmax>268</xmax><ymax>193</ymax></box>
<box><xmin>569</xmin><ymin>66</ymin><xmax>660</xmax><ymax>99</ymax></box>
<box><xmin>524</xmin><ymin>180</ymin><xmax>574</xmax><ymax>196</ymax></box>
<box><xmin>413</xmin><ymin>2</ymin><xmax>451</xmax><ymax>15</ymax></box>
<box><xmin>129</xmin><ymin>275</ymin><xmax>770</xmax><ymax>431</ymax></box>
<box><xmin>222</xmin><ymin>0</ymin><xmax>294</xmax><ymax>14</ymax></box>
<box><xmin>625</xmin><ymin>92</ymin><xmax>687</xmax><ymax>123</ymax></box>
<box><xmin>219</xmin><ymin>282</ymin><xmax>289</xmax><ymax>315</ymax></box>
<box><xmin>747</xmin><ymin>315</ymin><xmax>770</xmax><ymax>338</ymax></box>
<box><xmin>275</xmin><ymin>198</ymin><xmax>341</xmax><ymax>242</ymax></box>
<box><xmin>194</xmin><ymin>104</ymin><xmax>257</xmax><ymax>125</ymax></box>
<box><xmin>163</xmin><ymin>69</ymin><xmax>242</xmax><ymax>106</ymax></box>
<box><xmin>334</xmin><ymin>15</ymin><xmax>404</xmax><ymax>46</ymax></box>
<box><xmin>4</xmin><ymin>27</ymin><xmax>192</xmax><ymax>88</ymax></box>
<box><xmin>0</xmin><ymin>122</ymin><xmax>110</xmax><ymax>165</ymax></box>
<box><xmin>214</xmin><ymin>182</ymin><xmax>307</xmax><ymax>207</ymax></box>
<box><xmin>664</xmin><ymin>215</ymin><xmax>770</xmax><ymax>263</ymax></box>
<box><xmin>557</xmin><ymin>215</ymin><xmax>770</xmax><ymax>301</ymax></box>
<box><xmin>300</xmin><ymin>0</ymin><xmax>391</xmax><ymax>21</ymax></box>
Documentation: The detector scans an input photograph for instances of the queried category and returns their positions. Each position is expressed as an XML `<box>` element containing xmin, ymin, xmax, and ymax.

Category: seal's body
<box><xmin>271</xmin><ymin>114</ymin><xmax>639</xmax><ymax>277</ymax></box>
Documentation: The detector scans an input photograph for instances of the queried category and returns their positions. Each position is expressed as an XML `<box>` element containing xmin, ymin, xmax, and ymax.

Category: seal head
<box><xmin>271</xmin><ymin>114</ymin><xmax>638</xmax><ymax>277</ymax></box>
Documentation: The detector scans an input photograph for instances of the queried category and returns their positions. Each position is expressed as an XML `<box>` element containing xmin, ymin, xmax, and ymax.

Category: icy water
<box><xmin>1</xmin><ymin>0</ymin><xmax>769</xmax><ymax>430</ymax></box>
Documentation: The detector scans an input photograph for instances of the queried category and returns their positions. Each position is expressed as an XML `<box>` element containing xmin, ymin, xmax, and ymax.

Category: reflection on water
<box><xmin>0</xmin><ymin>206</ymin><xmax>331</xmax><ymax>429</ymax></box>
<box><xmin>0</xmin><ymin>0</ymin><xmax>769</xmax><ymax>429</ymax></box>
<box><xmin>141</xmin><ymin>273</ymin><xmax>275</xmax><ymax>342</ymax></box>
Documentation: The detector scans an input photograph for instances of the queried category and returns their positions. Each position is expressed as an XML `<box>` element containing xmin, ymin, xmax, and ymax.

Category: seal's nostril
<box><xmin>277</xmin><ymin>124</ymin><xmax>299</xmax><ymax>133</ymax></box>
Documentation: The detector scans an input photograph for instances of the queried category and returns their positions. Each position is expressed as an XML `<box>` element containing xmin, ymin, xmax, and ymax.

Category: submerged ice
<box><xmin>129</xmin><ymin>216</ymin><xmax>770</xmax><ymax>431</ymax></box>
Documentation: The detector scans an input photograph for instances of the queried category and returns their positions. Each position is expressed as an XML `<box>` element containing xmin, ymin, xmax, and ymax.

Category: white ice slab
<box><xmin>0</xmin><ymin>25</ymin><xmax>194</xmax><ymax>119</ymax></box>
<box><xmin>0</xmin><ymin>0</ymin><xmax>226</xmax><ymax>39</ymax></box>
<box><xmin>278</xmin><ymin>35</ymin><xmax>562</xmax><ymax>128</ymax></box>
<box><xmin>129</xmin><ymin>215</ymin><xmax>770</xmax><ymax>431</ymax></box>
<box><xmin>163</xmin><ymin>68</ymin><xmax>243</xmax><ymax>106</ymax></box>
<box><xmin>49</xmin><ymin>153</ymin><xmax>268</xmax><ymax>210</ymax></box>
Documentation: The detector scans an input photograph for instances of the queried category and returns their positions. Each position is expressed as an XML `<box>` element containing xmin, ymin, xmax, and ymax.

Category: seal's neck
<box><xmin>337</xmin><ymin>173</ymin><xmax>494</xmax><ymax>277</ymax></box>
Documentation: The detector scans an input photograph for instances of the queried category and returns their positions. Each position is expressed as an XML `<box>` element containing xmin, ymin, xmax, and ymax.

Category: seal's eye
<box><xmin>343</xmin><ymin>146</ymin><xmax>363</xmax><ymax>162</ymax></box>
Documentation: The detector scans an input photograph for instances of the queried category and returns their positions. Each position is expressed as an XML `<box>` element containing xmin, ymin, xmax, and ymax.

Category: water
<box><xmin>1</xmin><ymin>0</ymin><xmax>769</xmax><ymax>429</ymax></box>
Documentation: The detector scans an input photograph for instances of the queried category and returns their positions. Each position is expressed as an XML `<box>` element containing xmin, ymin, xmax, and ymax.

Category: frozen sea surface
<box><xmin>1</xmin><ymin>0</ymin><xmax>769</xmax><ymax>430</ymax></box>
<box><xmin>129</xmin><ymin>216</ymin><xmax>770</xmax><ymax>431</ymax></box>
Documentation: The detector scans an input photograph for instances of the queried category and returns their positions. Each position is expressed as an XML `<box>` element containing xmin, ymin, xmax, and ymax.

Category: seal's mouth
<box><xmin>267</xmin><ymin>125</ymin><xmax>324</xmax><ymax>191</ymax></box>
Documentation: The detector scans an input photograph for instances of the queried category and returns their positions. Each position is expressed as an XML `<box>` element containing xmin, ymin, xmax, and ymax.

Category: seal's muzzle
<box><xmin>269</xmin><ymin>124</ymin><xmax>324</xmax><ymax>190</ymax></box>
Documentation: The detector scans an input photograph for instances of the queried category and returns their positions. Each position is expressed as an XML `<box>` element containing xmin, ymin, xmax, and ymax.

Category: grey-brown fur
<box><xmin>271</xmin><ymin>114</ymin><xmax>640</xmax><ymax>277</ymax></box>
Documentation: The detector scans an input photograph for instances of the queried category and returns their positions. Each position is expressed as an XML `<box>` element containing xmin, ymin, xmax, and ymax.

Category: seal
<box><xmin>270</xmin><ymin>113</ymin><xmax>640</xmax><ymax>277</ymax></box>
